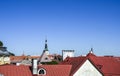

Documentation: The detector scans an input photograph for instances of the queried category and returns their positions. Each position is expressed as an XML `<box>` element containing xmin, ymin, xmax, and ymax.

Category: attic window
<box><xmin>38</xmin><ymin>68</ymin><xmax>46</xmax><ymax>75</ymax></box>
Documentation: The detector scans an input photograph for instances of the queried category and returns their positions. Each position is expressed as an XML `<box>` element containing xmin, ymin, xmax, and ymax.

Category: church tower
<box><xmin>39</xmin><ymin>39</ymin><xmax>51</xmax><ymax>63</ymax></box>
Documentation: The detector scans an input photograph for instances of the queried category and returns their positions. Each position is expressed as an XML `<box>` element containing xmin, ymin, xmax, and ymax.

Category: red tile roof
<box><xmin>60</xmin><ymin>53</ymin><xmax>120</xmax><ymax>76</ymax></box>
<box><xmin>37</xmin><ymin>65</ymin><xmax>72</xmax><ymax>76</ymax></box>
<box><xmin>1</xmin><ymin>53</ymin><xmax>120</xmax><ymax>76</ymax></box>
<box><xmin>10</xmin><ymin>56</ymin><xmax>40</xmax><ymax>62</ymax></box>
<box><xmin>87</xmin><ymin>53</ymin><xmax>120</xmax><ymax>76</ymax></box>
<box><xmin>60</xmin><ymin>56</ymin><xmax>87</xmax><ymax>75</ymax></box>
<box><xmin>0</xmin><ymin>64</ymin><xmax>71</xmax><ymax>76</ymax></box>
<box><xmin>0</xmin><ymin>64</ymin><xmax>32</xmax><ymax>76</ymax></box>
<box><xmin>60</xmin><ymin>56</ymin><xmax>104</xmax><ymax>76</ymax></box>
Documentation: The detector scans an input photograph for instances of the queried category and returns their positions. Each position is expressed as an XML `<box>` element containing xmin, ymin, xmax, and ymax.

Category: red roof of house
<box><xmin>10</xmin><ymin>56</ymin><xmax>40</xmax><ymax>63</ymax></box>
<box><xmin>0</xmin><ymin>64</ymin><xmax>71</xmax><ymax>76</ymax></box>
<box><xmin>60</xmin><ymin>56</ymin><xmax>104</xmax><ymax>76</ymax></box>
<box><xmin>59</xmin><ymin>56</ymin><xmax>87</xmax><ymax>75</ymax></box>
<box><xmin>37</xmin><ymin>65</ymin><xmax>72</xmax><ymax>76</ymax></box>
<box><xmin>87</xmin><ymin>53</ymin><xmax>120</xmax><ymax>76</ymax></box>
<box><xmin>60</xmin><ymin>53</ymin><xmax>120</xmax><ymax>76</ymax></box>
<box><xmin>0</xmin><ymin>65</ymin><xmax>32</xmax><ymax>76</ymax></box>
<box><xmin>1</xmin><ymin>53</ymin><xmax>120</xmax><ymax>76</ymax></box>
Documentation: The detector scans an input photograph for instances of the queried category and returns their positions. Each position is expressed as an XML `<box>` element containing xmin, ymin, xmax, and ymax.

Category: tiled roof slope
<box><xmin>10</xmin><ymin>56</ymin><xmax>26</xmax><ymax>61</ymax></box>
<box><xmin>10</xmin><ymin>56</ymin><xmax>40</xmax><ymax>63</ymax></box>
<box><xmin>0</xmin><ymin>65</ymin><xmax>32</xmax><ymax>76</ymax></box>
<box><xmin>60</xmin><ymin>53</ymin><xmax>120</xmax><ymax>76</ymax></box>
<box><xmin>0</xmin><ymin>64</ymin><xmax>71</xmax><ymax>76</ymax></box>
<box><xmin>59</xmin><ymin>56</ymin><xmax>87</xmax><ymax>76</ymax></box>
<box><xmin>87</xmin><ymin>53</ymin><xmax>120</xmax><ymax>76</ymax></box>
<box><xmin>10</xmin><ymin>56</ymin><xmax>40</xmax><ymax>61</ymax></box>
<box><xmin>37</xmin><ymin>65</ymin><xmax>72</xmax><ymax>76</ymax></box>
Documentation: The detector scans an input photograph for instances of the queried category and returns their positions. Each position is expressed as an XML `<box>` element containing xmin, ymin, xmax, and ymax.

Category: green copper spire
<box><xmin>44</xmin><ymin>39</ymin><xmax>48</xmax><ymax>51</ymax></box>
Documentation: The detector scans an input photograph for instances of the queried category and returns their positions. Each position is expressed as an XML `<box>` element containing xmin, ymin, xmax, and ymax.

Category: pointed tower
<box><xmin>43</xmin><ymin>39</ymin><xmax>49</xmax><ymax>55</ymax></box>
<box><xmin>39</xmin><ymin>39</ymin><xmax>51</xmax><ymax>63</ymax></box>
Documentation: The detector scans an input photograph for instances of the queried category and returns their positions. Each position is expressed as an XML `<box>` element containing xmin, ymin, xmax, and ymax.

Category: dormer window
<box><xmin>38</xmin><ymin>68</ymin><xmax>46</xmax><ymax>75</ymax></box>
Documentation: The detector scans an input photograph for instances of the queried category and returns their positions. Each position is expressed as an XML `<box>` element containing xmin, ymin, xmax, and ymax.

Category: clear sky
<box><xmin>0</xmin><ymin>0</ymin><xmax>120</xmax><ymax>56</ymax></box>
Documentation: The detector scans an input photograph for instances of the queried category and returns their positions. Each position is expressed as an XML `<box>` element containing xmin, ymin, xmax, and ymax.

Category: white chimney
<box><xmin>0</xmin><ymin>74</ymin><xmax>4</xmax><ymax>76</ymax></box>
<box><xmin>16</xmin><ymin>63</ymin><xmax>20</xmax><ymax>66</ymax></box>
<box><xmin>32</xmin><ymin>59</ymin><xmax>38</xmax><ymax>75</ymax></box>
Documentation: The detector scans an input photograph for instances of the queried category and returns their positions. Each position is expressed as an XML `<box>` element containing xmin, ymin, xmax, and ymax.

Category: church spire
<box><xmin>44</xmin><ymin>39</ymin><xmax>48</xmax><ymax>51</ymax></box>
<box><xmin>43</xmin><ymin>39</ymin><xmax>49</xmax><ymax>55</ymax></box>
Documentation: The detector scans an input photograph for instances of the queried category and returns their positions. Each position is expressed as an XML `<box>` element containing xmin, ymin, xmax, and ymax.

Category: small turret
<box><xmin>89</xmin><ymin>48</ymin><xmax>93</xmax><ymax>54</ymax></box>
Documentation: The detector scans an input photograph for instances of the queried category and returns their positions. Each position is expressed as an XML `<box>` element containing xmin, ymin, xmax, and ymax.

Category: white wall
<box><xmin>63</xmin><ymin>51</ymin><xmax>74</xmax><ymax>60</ymax></box>
<box><xmin>73</xmin><ymin>60</ymin><xmax>103</xmax><ymax>76</ymax></box>
<box><xmin>0</xmin><ymin>57</ymin><xmax>10</xmax><ymax>65</ymax></box>
<box><xmin>40</xmin><ymin>52</ymin><xmax>51</xmax><ymax>62</ymax></box>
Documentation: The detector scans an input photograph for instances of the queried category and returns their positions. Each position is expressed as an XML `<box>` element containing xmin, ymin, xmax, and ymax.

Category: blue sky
<box><xmin>0</xmin><ymin>0</ymin><xmax>120</xmax><ymax>56</ymax></box>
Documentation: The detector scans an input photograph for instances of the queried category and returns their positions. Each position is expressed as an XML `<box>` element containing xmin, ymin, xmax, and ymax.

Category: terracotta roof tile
<box><xmin>0</xmin><ymin>64</ymin><xmax>72</xmax><ymax>76</ymax></box>
<box><xmin>60</xmin><ymin>53</ymin><xmax>120</xmax><ymax>76</ymax></box>
<box><xmin>2</xmin><ymin>53</ymin><xmax>120</xmax><ymax>76</ymax></box>
<box><xmin>10</xmin><ymin>56</ymin><xmax>26</xmax><ymax>61</ymax></box>
<box><xmin>0</xmin><ymin>64</ymin><xmax>32</xmax><ymax>76</ymax></box>
<box><xmin>37</xmin><ymin>65</ymin><xmax>72</xmax><ymax>76</ymax></box>
<box><xmin>60</xmin><ymin>56</ymin><xmax>87</xmax><ymax>75</ymax></box>
<box><xmin>88</xmin><ymin>54</ymin><xmax>120</xmax><ymax>76</ymax></box>
<box><xmin>10</xmin><ymin>56</ymin><xmax>40</xmax><ymax>62</ymax></box>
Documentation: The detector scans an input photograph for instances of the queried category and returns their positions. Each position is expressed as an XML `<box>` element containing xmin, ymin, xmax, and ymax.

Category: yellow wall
<box><xmin>0</xmin><ymin>57</ymin><xmax>10</xmax><ymax>65</ymax></box>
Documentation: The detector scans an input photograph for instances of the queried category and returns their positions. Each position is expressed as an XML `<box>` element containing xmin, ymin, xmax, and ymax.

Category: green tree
<box><xmin>0</xmin><ymin>41</ymin><xmax>3</xmax><ymax>47</ymax></box>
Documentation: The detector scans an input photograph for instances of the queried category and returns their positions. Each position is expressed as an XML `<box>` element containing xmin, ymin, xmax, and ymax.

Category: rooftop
<box><xmin>60</xmin><ymin>52</ymin><xmax>120</xmax><ymax>76</ymax></box>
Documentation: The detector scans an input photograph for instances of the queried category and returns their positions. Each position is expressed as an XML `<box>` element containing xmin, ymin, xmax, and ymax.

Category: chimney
<box><xmin>32</xmin><ymin>59</ymin><xmax>38</xmax><ymax>75</ymax></box>
<box><xmin>0</xmin><ymin>73</ymin><xmax>4</xmax><ymax>76</ymax></box>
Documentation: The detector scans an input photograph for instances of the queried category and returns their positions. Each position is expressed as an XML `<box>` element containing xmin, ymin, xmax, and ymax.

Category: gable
<box><xmin>73</xmin><ymin>59</ymin><xmax>103</xmax><ymax>76</ymax></box>
<box><xmin>40</xmin><ymin>52</ymin><xmax>52</xmax><ymax>62</ymax></box>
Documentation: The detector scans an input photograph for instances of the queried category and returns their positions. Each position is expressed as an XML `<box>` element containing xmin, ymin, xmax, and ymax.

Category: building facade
<box><xmin>62</xmin><ymin>50</ymin><xmax>74</xmax><ymax>60</ymax></box>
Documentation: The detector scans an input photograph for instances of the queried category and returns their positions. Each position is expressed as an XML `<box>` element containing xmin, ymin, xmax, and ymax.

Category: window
<box><xmin>38</xmin><ymin>68</ymin><xmax>46</xmax><ymax>75</ymax></box>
